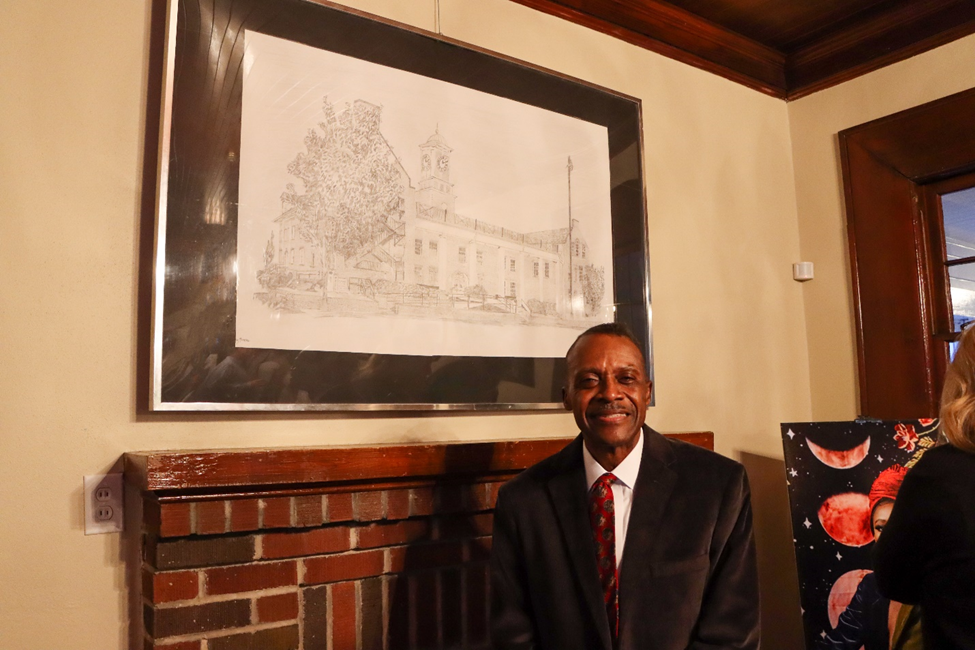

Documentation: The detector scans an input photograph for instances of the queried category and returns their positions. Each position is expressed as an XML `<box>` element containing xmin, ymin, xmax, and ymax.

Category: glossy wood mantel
<box><xmin>125</xmin><ymin>432</ymin><xmax>713</xmax><ymax>494</ymax></box>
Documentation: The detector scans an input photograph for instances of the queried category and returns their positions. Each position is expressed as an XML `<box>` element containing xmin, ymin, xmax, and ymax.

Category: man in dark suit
<box><xmin>490</xmin><ymin>323</ymin><xmax>760</xmax><ymax>650</ymax></box>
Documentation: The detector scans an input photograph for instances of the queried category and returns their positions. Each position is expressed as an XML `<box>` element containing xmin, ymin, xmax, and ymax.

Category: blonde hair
<box><xmin>940</xmin><ymin>324</ymin><xmax>975</xmax><ymax>453</ymax></box>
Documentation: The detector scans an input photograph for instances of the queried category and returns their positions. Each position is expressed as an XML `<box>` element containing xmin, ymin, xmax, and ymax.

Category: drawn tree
<box><xmin>280</xmin><ymin>98</ymin><xmax>404</xmax><ymax>295</ymax></box>
<box><xmin>581</xmin><ymin>264</ymin><xmax>605</xmax><ymax>316</ymax></box>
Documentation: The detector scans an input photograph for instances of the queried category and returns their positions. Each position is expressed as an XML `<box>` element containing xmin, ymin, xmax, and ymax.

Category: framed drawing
<box><xmin>150</xmin><ymin>0</ymin><xmax>651</xmax><ymax>411</ymax></box>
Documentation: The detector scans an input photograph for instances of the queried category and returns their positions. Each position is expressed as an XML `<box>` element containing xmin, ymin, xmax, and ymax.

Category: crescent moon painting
<box><xmin>818</xmin><ymin>492</ymin><xmax>873</xmax><ymax>547</ymax></box>
<box><xmin>807</xmin><ymin>436</ymin><xmax>871</xmax><ymax>469</ymax></box>
<box><xmin>827</xmin><ymin>569</ymin><xmax>872</xmax><ymax>628</ymax></box>
<box><xmin>782</xmin><ymin>419</ymin><xmax>940</xmax><ymax>649</ymax></box>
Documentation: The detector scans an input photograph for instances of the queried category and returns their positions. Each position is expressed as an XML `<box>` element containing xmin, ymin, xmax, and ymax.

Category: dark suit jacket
<box><xmin>490</xmin><ymin>427</ymin><xmax>759</xmax><ymax>650</ymax></box>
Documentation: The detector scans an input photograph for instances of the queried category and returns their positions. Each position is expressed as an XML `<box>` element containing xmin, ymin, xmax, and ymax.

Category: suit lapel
<box><xmin>618</xmin><ymin>427</ymin><xmax>677</xmax><ymax>644</ymax></box>
<box><xmin>547</xmin><ymin>436</ymin><xmax>614</xmax><ymax>650</ymax></box>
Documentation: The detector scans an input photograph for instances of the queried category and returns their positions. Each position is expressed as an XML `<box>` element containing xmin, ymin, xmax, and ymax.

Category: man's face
<box><xmin>563</xmin><ymin>333</ymin><xmax>652</xmax><ymax>461</ymax></box>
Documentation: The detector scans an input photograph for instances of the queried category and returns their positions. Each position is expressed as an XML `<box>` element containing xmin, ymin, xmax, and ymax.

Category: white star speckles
<box><xmin>800</xmin><ymin>607</ymin><xmax>805</xmax><ymax>615</ymax></box>
<box><xmin>821</xmin><ymin>631</ymin><xmax>827</xmax><ymax>638</ymax></box>
<box><xmin>836</xmin><ymin>552</ymin><xmax>843</xmax><ymax>561</ymax></box>
<box><xmin>787</xmin><ymin>429</ymin><xmax>796</xmax><ymax>439</ymax></box>
<box><xmin>803</xmin><ymin>518</ymin><xmax>812</xmax><ymax>529</ymax></box>
<box><xmin>877</xmin><ymin>455</ymin><xmax>884</xmax><ymax>462</ymax></box>
<box><xmin>789</xmin><ymin>468</ymin><xmax>799</xmax><ymax>478</ymax></box>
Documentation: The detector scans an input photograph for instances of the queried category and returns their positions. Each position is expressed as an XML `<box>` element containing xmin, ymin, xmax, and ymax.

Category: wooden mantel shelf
<box><xmin>125</xmin><ymin>432</ymin><xmax>713</xmax><ymax>494</ymax></box>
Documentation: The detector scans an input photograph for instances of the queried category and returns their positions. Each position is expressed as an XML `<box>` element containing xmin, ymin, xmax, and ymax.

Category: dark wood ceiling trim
<box><xmin>510</xmin><ymin>0</ymin><xmax>975</xmax><ymax>100</ymax></box>
<box><xmin>510</xmin><ymin>0</ymin><xmax>787</xmax><ymax>98</ymax></box>
<box><xmin>787</xmin><ymin>0</ymin><xmax>975</xmax><ymax>100</ymax></box>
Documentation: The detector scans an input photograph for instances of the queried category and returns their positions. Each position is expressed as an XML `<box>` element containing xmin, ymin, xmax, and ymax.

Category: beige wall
<box><xmin>789</xmin><ymin>34</ymin><xmax>975</xmax><ymax>420</ymax></box>
<box><xmin>0</xmin><ymin>0</ymin><xmax>884</xmax><ymax>646</ymax></box>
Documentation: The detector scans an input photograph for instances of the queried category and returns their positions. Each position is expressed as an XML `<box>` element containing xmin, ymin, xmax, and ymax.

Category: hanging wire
<box><xmin>434</xmin><ymin>0</ymin><xmax>442</xmax><ymax>35</ymax></box>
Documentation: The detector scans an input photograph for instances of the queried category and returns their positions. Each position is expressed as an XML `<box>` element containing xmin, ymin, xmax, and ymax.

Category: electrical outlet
<box><xmin>84</xmin><ymin>474</ymin><xmax>124</xmax><ymax>535</ymax></box>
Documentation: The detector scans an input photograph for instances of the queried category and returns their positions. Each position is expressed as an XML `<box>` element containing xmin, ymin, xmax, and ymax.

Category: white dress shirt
<box><xmin>582</xmin><ymin>430</ymin><xmax>644</xmax><ymax>564</ymax></box>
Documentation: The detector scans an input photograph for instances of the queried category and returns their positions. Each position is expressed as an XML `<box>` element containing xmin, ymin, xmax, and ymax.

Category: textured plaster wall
<box><xmin>788</xmin><ymin>33</ymin><xmax>975</xmax><ymax>421</ymax></box>
<box><xmin>0</xmin><ymin>0</ymin><xmax>810</xmax><ymax>646</ymax></box>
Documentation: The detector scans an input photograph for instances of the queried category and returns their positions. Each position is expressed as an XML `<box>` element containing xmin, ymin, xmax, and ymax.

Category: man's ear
<box><xmin>646</xmin><ymin>380</ymin><xmax>653</xmax><ymax>405</ymax></box>
<box><xmin>562</xmin><ymin>387</ymin><xmax>570</xmax><ymax>411</ymax></box>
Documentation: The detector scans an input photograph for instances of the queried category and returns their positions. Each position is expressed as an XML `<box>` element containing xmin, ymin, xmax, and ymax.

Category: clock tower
<box><xmin>417</xmin><ymin>128</ymin><xmax>455</xmax><ymax>217</ymax></box>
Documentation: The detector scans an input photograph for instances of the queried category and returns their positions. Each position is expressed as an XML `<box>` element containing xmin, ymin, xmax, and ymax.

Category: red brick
<box><xmin>159</xmin><ymin>503</ymin><xmax>191</xmax><ymax>537</ymax></box>
<box><xmin>303</xmin><ymin>585</ymin><xmax>328</xmax><ymax>650</ymax></box>
<box><xmin>392</xmin><ymin>540</ymin><xmax>464</xmax><ymax>572</ymax></box>
<box><xmin>146</xmin><ymin>641</ymin><xmax>201</xmax><ymax>650</ymax></box>
<box><xmin>332</xmin><ymin>581</ymin><xmax>357</xmax><ymax>650</ymax></box>
<box><xmin>230</xmin><ymin>499</ymin><xmax>260</xmax><ymax>532</ymax></box>
<box><xmin>471</xmin><ymin>482</ymin><xmax>494</xmax><ymax>511</ymax></box>
<box><xmin>195</xmin><ymin>500</ymin><xmax>227</xmax><ymax>535</ymax></box>
<box><xmin>354</xmin><ymin>491</ymin><xmax>384</xmax><ymax>522</ymax></box>
<box><xmin>257</xmin><ymin>592</ymin><xmax>299</xmax><ymax>623</ymax></box>
<box><xmin>153</xmin><ymin>536</ymin><xmax>256</xmax><ymax>570</ymax></box>
<box><xmin>439</xmin><ymin>513</ymin><xmax>493</xmax><ymax>539</ymax></box>
<box><xmin>442</xmin><ymin>568</ymin><xmax>462</xmax><ymax>647</ymax></box>
<box><xmin>262</xmin><ymin>497</ymin><xmax>292</xmax><ymax>528</ymax></box>
<box><xmin>415</xmin><ymin>571</ymin><xmax>439</xmax><ymax>648</ymax></box>
<box><xmin>360</xmin><ymin>578</ymin><xmax>383</xmax><ymax>650</ymax></box>
<box><xmin>208</xmin><ymin>625</ymin><xmax>299</xmax><ymax>650</ymax></box>
<box><xmin>436</xmin><ymin>485</ymin><xmax>466</xmax><ymax>514</ymax></box>
<box><xmin>386</xmin><ymin>574</ymin><xmax>410</xmax><ymax>647</ymax></box>
<box><xmin>488</xmin><ymin>482</ymin><xmax>502</xmax><ymax>510</ymax></box>
<box><xmin>295</xmin><ymin>495</ymin><xmax>324</xmax><ymax>527</ymax></box>
<box><xmin>385</xmin><ymin>488</ymin><xmax>411</xmax><ymax>520</ymax></box>
<box><xmin>262</xmin><ymin>526</ymin><xmax>351</xmax><ymax>559</ymax></box>
<box><xmin>471</xmin><ymin>536</ymin><xmax>493</xmax><ymax>561</ymax></box>
<box><xmin>205</xmin><ymin>560</ymin><xmax>297</xmax><ymax>595</ymax></box>
<box><xmin>466</xmin><ymin>563</ymin><xmax>489</xmax><ymax>644</ymax></box>
<box><xmin>328</xmin><ymin>493</ymin><xmax>354</xmax><ymax>522</ymax></box>
<box><xmin>357</xmin><ymin>519</ymin><xmax>431</xmax><ymax>549</ymax></box>
<box><xmin>304</xmin><ymin>550</ymin><xmax>385</xmax><ymax>585</ymax></box>
<box><xmin>411</xmin><ymin>487</ymin><xmax>434</xmax><ymax>517</ymax></box>
<box><xmin>144</xmin><ymin>568</ymin><xmax>198</xmax><ymax>603</ymax></box>
<box><xmin>145</xmin><ymin>599</ymin><xmax>250</xmax><ymax>637</ymax></box>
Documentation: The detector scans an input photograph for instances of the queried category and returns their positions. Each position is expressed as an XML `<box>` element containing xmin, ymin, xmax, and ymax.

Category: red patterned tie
<box><xmin>589</xmin><ymin>473</ymin><xmax>618</xmax><ymax>641</ymax></box>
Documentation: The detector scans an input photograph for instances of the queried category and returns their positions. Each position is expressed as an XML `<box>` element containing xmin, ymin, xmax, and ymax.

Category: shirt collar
<box><xmin>583</xmin><ymin>429</ymin><xmax>644</xmax><ymax>491</ymax></box>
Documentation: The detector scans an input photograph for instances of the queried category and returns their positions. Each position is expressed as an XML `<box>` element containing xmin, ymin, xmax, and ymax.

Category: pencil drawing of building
<box><xmin>262</xmin><ymin>100</ymin><xmax>603</xmax><ymax>324</ymax></box>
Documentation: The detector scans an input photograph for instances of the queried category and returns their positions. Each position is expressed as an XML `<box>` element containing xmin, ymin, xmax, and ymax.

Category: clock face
<box><xmin>438</xmin><ymin>156</ymin><xmax>449</xmax><ymax>172</ymax></box>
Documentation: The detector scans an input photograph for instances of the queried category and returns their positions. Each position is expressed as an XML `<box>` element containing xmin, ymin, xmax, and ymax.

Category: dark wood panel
<box><xmin>125</xmin><ymin>432</ymin><xmax>714</xmax><ymax>492</ymax></box>
<box><xmin>841</xmin><ymin>138</ymin><xmax>937</xmax><ymax>418</ymax></box>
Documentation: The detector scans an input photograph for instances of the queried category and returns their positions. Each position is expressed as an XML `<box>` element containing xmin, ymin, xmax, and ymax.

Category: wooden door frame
<box><xmin>840</xmin><ymin>87</ymin><xmax>975</xmax><ymax>418</ymax></box>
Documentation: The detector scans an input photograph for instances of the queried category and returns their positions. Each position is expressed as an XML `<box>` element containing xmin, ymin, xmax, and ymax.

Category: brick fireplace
<box><xmin>125</xmin><ymin>433</ymin><xmax>711</xmax><ymax>649</ymax></box>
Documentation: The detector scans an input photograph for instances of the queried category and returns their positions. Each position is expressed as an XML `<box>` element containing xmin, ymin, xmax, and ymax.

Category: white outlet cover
<box><xmin>84</xmin><ymin>474</ymin><xmax>124</xmax><ymax>535</ymax></box>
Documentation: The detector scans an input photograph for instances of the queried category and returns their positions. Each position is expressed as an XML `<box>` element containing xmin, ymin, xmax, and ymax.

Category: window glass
<box><xmin>942</xmin><ymin>187</ymin><xmax>975</xmax><ymax>261</ymax></box>
<box><xmin>943</xmin><ymin>187</ymin><xmax>975</xmax><ymax>330</ymax></box>
<box><xmin>948</xmin><ymin>262</ymin><xmax>975</xmax><ymax>330</ymax></box>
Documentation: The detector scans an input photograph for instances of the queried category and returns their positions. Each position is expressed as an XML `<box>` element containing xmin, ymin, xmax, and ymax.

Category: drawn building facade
<box><xmin>272</xmin><ymin>101</ymin><xmax>593</xmax><ymax>317</ymax></box>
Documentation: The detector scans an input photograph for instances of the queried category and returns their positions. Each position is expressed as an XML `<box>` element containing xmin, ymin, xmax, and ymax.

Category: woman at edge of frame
<box><xmin>874</xmin><ymin>324</ymin><xmax>975</xmax><ymax>650</ymax></box>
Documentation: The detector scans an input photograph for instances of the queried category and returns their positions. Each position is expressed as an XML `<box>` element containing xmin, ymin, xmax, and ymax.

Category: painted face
<box><xmin>872</xmin><ymin>500</ymin><xmax>894</xmax><ymax>540</ymax></box>
<box><xmin>563</xmin><ymin>334</ymin><xmax>652</xmax><ymax>464</ymax></box>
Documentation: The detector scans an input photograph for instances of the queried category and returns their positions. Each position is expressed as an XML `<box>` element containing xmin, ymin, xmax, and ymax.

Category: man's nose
<box><xmin>599</xmin><ymin>378</ymin><xmax>623</xmax><ymax>399</ymax></box>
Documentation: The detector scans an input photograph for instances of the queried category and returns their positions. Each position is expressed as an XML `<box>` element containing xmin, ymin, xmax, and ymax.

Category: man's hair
<box><xmin>565</xmin><ymin>322</ymin><xmax>646</xmax><ymax>363</ymax></box>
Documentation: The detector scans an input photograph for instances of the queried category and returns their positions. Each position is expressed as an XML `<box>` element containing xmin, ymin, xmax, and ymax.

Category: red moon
<box><xmin>828</xmin><ymin>569</ymin><xmax>872</xmax><ymax>628</ymax></box>
<box><xmin>818</xmin><ymin>492</ymin><xmax>873</xmax><ymax>546</ymax></box>
<box><xmin>807</xmin><ymin>436</ymin><xmax>871</xmax><ymax>469</ymax></box>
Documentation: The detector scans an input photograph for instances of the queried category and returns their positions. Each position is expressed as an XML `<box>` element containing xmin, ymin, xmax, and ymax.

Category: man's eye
<box><xmin>618</xmin><ymin>375</ymin><xmax>636</xmax><ymax>384</ymax></box>
<box><xmin>578</xmin><ymin>376</ymin><xmax>598</xmax><ymax>387</ymax></box>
